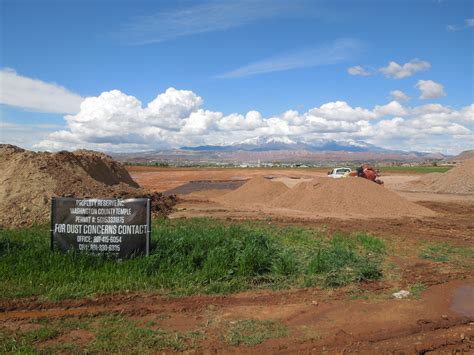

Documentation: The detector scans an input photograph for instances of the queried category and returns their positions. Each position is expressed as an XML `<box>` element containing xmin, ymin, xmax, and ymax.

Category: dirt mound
<box><xmin>214</xmin><ymin>177</ymin><xmax>289</xmax><ymax>207</ymax></box>
<box><xmin>0</xmin><ymin>145</ymin><xmax>176</xmax><ymax>228</ymax></box>
<box><xmin>402</xmin><ymin>158</ymin><xmax>474</xmax><ymax>194</ymax></box>
<box><xmin>214</xmin><ymin>176</ymin><xmax>433</xmax><ymax>218</ymax></box>
<box><xmin>450</xmin><ymin>150</ymin><xmax>474</xmax><ymax>161</ymax></box>
<box><xmin>268</xmin><ymin>177</ymin><xmax>435</xmax><ymax>218</ymax></box>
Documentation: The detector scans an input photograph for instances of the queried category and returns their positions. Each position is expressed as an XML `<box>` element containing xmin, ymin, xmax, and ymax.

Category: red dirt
<box><xmin>0</xmin><ymin>145</ymin><xmax>176</xmax><ymax>228</ymax></box>
<box><xmin>1</xmin><ymin>280</ymin><xmax>472</xmax><ymax>353</ymax></box>
<box><xmin>211</xmin><ymin>176</ymin><xmax>435</xmax><ymax>219</ymax></box>
<box><xmin>215</xmin><ymin>176</ymin><xmax>289</xmax><ymax>207</ymax></box>
<box><xmin>268</xmin><ymin>177</ymin><xmax>435</xmax><ymax>218</ymax></box>
<box><xmin>2</xmin><ymin>166</ymin><xmax>473</xmax><ymax>352</ymax></box>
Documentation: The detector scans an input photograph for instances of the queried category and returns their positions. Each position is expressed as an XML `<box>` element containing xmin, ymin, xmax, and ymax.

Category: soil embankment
<box><xmin>402</xmin><ymin>158</ymin><xmax>474</xmax><ymax>194</ymax></box>
<box><xmin>0</xmin><ymin>145</ymin><xmax>176</xmax><ymax>228</ymax></box>
<box><xmin>215</xmin><ymin>176</ymin><xmax>435</xmax><ymax>218</ymax></box>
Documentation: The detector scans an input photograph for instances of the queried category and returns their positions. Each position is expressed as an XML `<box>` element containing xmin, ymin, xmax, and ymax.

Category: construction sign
<box><xmin>51</xmin><ymin>197</ymin><xmax>151</xmax><ymax>258</ymax></box>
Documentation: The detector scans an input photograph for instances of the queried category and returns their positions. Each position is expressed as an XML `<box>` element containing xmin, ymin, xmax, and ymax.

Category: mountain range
<box><xmin>112</xmin><ymin>137</ymin><xmax>449</xmax><ymax>164</ymax></box>
<box><xmin>182</xmin><ymin>137</ymin><xmax>394</xmax><ymax>153</ymax></box>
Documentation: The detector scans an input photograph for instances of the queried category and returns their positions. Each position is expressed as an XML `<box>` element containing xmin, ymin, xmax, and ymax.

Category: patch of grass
<box><xmin>420</xmin><ymin>243</ymin><xmax>474</xmax><ymax>268</ymax></box>
<box><xmin>1</xmin><ymin>315</ymin><xmax>203</xmax><ymax>353</ymax></box>
<box><xmin>308</xmin><ymin>233</ymin><xmax>385</xmax><ymax>287</ymax></box>
<box><xmin>0</xmin><ymin>327</ymin><xmax>59</xmax><ymax>353</ymax></box>
<box><xmin>225</xmin><ymin>319</ymin><xmax>288</xmax><ymax>346</ymax></box>
<box><xmin>88</xmin><ymin>315</ymin><xmax>187</xmax><ymax>352</ymax></box>
<box><xmin>380</xmin><ymin>166</ymin><xmax>451</xmax><ymax>173</ymax></box>
<box><xmin>408</xmin><ymin>282</ymin><xmax>426</xmax><ymax>299</ymax></box>
<box><xmin>0</xmin><ymin>219</ymin><xmax>387</xmax><ymax>300</ymax></box>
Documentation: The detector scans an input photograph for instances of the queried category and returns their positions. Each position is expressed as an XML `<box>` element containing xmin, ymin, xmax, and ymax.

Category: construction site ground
<box><xmin>2</xmin><ymin>166</ymin><xmax>473</xmax><ymax>353</ymax></box>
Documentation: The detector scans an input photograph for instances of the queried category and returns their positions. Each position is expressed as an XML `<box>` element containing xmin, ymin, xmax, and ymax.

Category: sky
<box><xmin>0</xmin><ymin>0</ymin><xmax>473</xmax><ymax>154</ymax></box>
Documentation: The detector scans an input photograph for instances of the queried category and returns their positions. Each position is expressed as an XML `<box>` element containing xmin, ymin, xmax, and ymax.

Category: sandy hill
<box><xmin>402</xmin><ymin>158</ymin><xmax>474</xmax><ymax>194</ymax></box>
<box><xmin>450</xmin><ymin>150</ymin><xmax>474</xmax><ymax>161</ymax></box>
<box><xmin>214</xmin><ymin>176</ymin><xmax>289</xmax><ymax>207</ymax></box>
<box><xmin>0</xmin><ymin>145</ymin><xmax>175</xmax><ymax>228</ymax></box>
<box><xmin>269</xmin><ymin>177</ymin><xmax>435</xmax><ymax>218</ymax></box>
<box><xmin>214</xmin><ymin>175</ymin><xmax>434</xmax><ymax>219</ymax></box>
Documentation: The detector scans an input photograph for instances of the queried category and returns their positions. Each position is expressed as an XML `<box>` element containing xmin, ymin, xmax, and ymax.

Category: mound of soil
<box><xmin>0</xmin><ymin>145</ymin><xmax>176</xmax><ymax>228</ymax></box>
<box><xmin>450</xmin><ymin>150</ymin><xmax>474</xmax><ymax>161</ymax></box>
<box><xmin>269</xmin><ymin>177</ymin><xmax>435</xmax><ymax>218</ymax></box>
<box><xmin>214</xmin><ymin>176</ymin><xmax>289</xmax><ymax>207</ymax></box>
<box><xmin>214</xmin><ymin>176</ymin><xmax>434</xmax><ymax>218</ymax></box>
<box><xmin>402</xmin><ymin>158</ymin><xmax>474</xmax><ymax>194</ymax></box>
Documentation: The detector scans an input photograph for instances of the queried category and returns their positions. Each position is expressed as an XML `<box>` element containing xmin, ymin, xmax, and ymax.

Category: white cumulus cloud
<box><xmin>0</xmin><ymin>68</ymin><xmax>84</xmax><ymax>114</ymax></box>
<box><xmin>347</xmin><ymin>65</ymin><xmax>371</xmax><ymax>76</ymax></box>
<box><xmin>415</xmin><ymin>80</ymin><xmax>447</xmax><ymax>99</ymax></box>
<box><xmin>374</xmin><ymin>101</ymin><xmax>408</xmax><ymax>117</ymax></box>
<box><xmin>307</xmin><ymin>101</ymin><xmax>376</xmax><ymax>122</ymax></box>
<box><xmin>379</xmin><ymin>59</ymin><xmax>431</xmax><ymax>79</ymax></box>
<box><xmin>390</xmin><ymin>90</ymin><xmax>410</xmax><ymax>102</ymax></box>
<box><xmin>27</xmin><ymin>87</ymin><xmax>472</xmax><ymax>155</ymax></box>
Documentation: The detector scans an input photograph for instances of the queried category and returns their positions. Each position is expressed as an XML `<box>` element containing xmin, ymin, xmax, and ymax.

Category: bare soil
<box><xmin>131</xmin><ymin>167</ymin><xmax>474</xmax><ymax>351</ymax></box>
<box><xmin>0</xmin><ymin>145</ymin><xmax>176</xmax><ymax>228</ymax></box>
<box><xmin>1</xmin><ymin>166</ymin><xmax>472</xmax><ymax>353</ymax></box>
<box><xmin>401</xmin><ymin>158</ymin><xmax>474</xmax><ymax>194</ymax></box>
<box><xmin>1</xmin><ymin>279</ymin><xmax>472</xmax><ymax>353</ymax></box>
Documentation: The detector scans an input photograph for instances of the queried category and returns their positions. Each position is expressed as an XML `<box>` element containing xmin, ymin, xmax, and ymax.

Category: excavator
<box><xmin>349</xmin><ymin>164</ymin><xmax>384</xmax><ymax>185</ymax></box>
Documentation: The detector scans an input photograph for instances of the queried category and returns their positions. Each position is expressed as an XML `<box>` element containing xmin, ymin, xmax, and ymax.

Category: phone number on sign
<box><xmin>78</xmin><ymin>244</ymin><xmax>120</xmax><ymax>252</ymax></box>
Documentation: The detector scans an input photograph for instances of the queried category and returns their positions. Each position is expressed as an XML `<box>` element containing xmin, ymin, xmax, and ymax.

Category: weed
<box><xmin>420</xmin><ymin>243</ymin><xmax>474</xmax><ymax>268</ymax></box>
<box><xmin>225</xmin><ymin>319</ymin><xmax>288</xmax><ymax>346</ymax></box>
<box><xmin>408</xmin><ymin>282</ymin><xmax>426</xmax><ymax>299</ymax></box>
<box><xmin>1</xmin><ymin>314</ymin><xmax>202</xmax><ymax>353</ymax></box>
<box><xmin>308</xmin><ymin>233</ymin><xmax>385</xmax><ymax>287</ymax></box>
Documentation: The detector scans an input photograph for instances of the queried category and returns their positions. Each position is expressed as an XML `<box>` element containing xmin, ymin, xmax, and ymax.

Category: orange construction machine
<box><xmin>349</xmin><ymin>164</ymin><xmax>384</xmax><ymax>184</ymax></box>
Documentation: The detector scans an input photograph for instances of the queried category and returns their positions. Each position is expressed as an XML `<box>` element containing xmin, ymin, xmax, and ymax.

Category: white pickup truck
<box><xmin>327</xmin><ymin>167</ymin><xmax>352</xmax><ymax>178</ymax></box>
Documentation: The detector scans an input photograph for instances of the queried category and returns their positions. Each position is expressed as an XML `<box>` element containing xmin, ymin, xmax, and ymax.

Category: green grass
<box><xmin>0</xmin><ymin>219</ymin><xmax>386</xmax><ymax>300</ymax></box>
<box><xmin>408</xmin><ymin>282</ymin><xmax>426</xmax><ymax>299</ymax></box>
<box><xmin>379</xmin><ymin>166</ymin><xmax>451</xmax><ymax>173</ymax></box>
<box><xmin>225</xmin><ymin>320</ymin><xmax>288</xmax><ymax>346</ymax></box>
<box><xmin>0</xmin><ymin>314</ymin><xmax>200</xmax><ymax>353</ymax></box>
<box><xmin>420</xmin><ymin>242</ymin><xmax>474</xmax><ymax>268</ymax></box>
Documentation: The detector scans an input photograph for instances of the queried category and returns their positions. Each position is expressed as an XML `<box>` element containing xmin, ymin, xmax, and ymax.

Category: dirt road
<box><xmin>1</xmin><ymin>279</ymin><xmax>472</xmax><ymax>353</ymax></box>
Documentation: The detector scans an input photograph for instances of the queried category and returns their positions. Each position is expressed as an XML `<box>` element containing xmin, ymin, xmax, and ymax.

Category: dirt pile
<box><xmin>214</xmin><ymin>176</ymin><xmax>289</xmax><ymax>207</ymax></box>
<box><xmin>0</xmin><ymin>145</ymin><xmax>176</xmax><ymax>228</ymax></box>
<box><xmin>450</xmin><ymin>150</ymin><xmax>474</xmax><ymax>161</ymax></box>
<box><xmin>215</xmin><ymin>176</ymin><xmax>434</xmax><ymax>218</ymax></box>
<box><xmin>269</xmin><ymin>177</ymin><xmax>435</xmax><ymax>218</ymax></box>
<box><xmin>402</xmin><ymin>158</ymin><xmax>474</xmax><ymax>194</ymax></box>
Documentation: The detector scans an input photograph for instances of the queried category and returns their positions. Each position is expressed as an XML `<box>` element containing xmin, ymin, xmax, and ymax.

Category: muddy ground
<box><xmin>1</xmin><ymin>167</ymin><xmax>473</xmax><ymax>353</ymax></box>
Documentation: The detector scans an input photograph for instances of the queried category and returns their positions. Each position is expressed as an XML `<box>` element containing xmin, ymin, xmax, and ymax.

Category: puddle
<box><xmin>450</xmin><ymin>285</ymin><xmax>474</xmax><ymax>317</ymax></box>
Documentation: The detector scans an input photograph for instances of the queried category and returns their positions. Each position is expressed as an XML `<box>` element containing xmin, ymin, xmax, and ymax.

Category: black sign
<box><xmin>51</xmin><ymin>197</ymin><xmax>151</xmax><ymax>258</ymax></box>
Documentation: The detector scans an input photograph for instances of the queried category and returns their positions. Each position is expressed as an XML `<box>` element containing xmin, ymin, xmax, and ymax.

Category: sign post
<box><xmin>51</xmin><ymin>197</ymin><xmax>151</xmax><ymax>258</ymax></box>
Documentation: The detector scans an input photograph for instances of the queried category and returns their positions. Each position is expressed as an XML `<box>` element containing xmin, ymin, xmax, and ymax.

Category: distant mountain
<box><xmin>182</xmin><ymin>137</ymin><xmax>392</xmax><ymax>153</ymax></box>
<box><xmin>112</xmin><ymin>136</ymin><xmax>450</xmax><ymax>164</ymax></box>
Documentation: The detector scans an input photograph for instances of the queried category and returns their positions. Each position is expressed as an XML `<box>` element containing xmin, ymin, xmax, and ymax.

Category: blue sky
<box><xmin>0</xmin><ymin>0</ymin><xmax>473</xmax><ymax>153</ymax></box>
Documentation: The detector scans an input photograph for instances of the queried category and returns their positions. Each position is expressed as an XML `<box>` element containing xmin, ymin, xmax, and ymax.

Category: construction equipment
<box><xmin>349</xmin><ymin>164</ymin><xmax>384</xmax><ymax>184</ymax></box>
